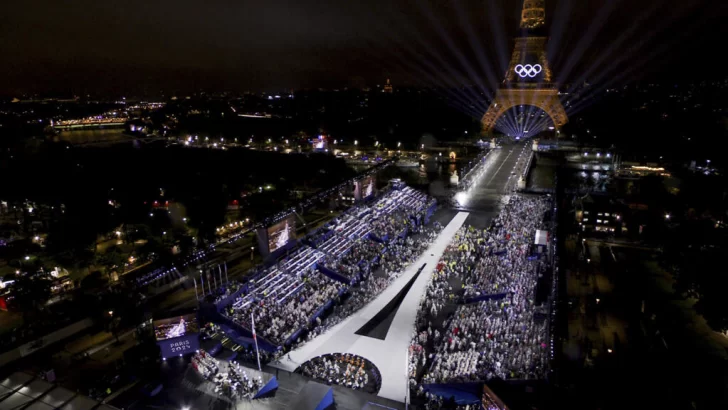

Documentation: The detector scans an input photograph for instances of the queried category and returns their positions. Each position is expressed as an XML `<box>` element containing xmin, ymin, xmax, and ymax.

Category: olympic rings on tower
<box><xmin>514</xmin><ymin>64</ymin><xmax>542</xmax><ymax>78</ymax></box>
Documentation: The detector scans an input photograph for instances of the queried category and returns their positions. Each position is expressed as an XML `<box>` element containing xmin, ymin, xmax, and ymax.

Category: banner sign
<box><xmin>158</xmin><ymin>334</ymin><xmax>200</xmax><ymax>358</ymax></box>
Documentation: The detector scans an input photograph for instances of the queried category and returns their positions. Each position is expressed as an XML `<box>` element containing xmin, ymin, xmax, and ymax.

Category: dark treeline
<box><xmin>563</xmin><ymin>82</ymin><xmax>728</xmax><ymax>166</ymax></box>
<box><xmin>158</xmin><ymin>88</ymin><xmax>482</xmax><ymax>144</ymax></box>
<box><xmin>0</xmin><ymin>140</ymin><xmax>355</xmax><ymax>261</ymax></box>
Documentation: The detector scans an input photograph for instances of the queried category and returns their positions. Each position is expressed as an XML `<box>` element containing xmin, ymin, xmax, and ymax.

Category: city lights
<box><xmin>1</xmin><ymin>0</ymin><xmax>719</xmax><ymax>405</ymax></box>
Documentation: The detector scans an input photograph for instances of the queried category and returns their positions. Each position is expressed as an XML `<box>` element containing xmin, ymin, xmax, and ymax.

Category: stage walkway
<box><xmin>272</xmin><ymin>211</ymin><xmax>470</xmax><ymax>403</ymax></box>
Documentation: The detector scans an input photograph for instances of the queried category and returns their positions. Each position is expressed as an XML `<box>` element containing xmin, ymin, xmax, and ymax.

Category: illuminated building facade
<box><xmin>482</xmin><ymin>0</ymin><xmax>567</xmax><ymax>133</ymax></box>
<box><xmin>520</xmin><ymin>0</ymin><xmax>546</xmax><ymax>29</ymax></box>
<box><xmin>383</xmin><ymin>78</ymin><xmax>393</xmax><ymax>93</ymax></box>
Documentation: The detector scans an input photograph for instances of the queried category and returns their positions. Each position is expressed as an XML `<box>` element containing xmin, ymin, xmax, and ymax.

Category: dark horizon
<box><xmin>2</xmin><ymin>0</ymin><xmax>727</xmax><ymax>97</ymax></box>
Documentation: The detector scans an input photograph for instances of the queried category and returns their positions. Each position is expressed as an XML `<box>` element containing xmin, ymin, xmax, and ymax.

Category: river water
<box><xmin>55</xmin><ymin>128</ymin><xmax>129</xmax><ymax>145</ymax></box>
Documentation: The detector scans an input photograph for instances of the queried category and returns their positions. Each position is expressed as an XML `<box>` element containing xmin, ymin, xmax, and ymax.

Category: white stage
<box><xmin>272</xmin><ymin>211</ymin><xmax>470</xmax><ymax>402</ymax></box>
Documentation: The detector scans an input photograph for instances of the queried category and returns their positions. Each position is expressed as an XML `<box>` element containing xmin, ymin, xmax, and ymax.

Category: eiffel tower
<box><xmin>481</xmin><ymin>0</ymin><xmax>567</xmax><ymax>134</ymax></box>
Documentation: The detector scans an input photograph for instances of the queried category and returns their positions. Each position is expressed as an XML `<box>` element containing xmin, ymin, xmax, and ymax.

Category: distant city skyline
<box><xmin>1</xmin><ymin>0</ymin><xmax>726</xmax><ymax>96</ymax></box>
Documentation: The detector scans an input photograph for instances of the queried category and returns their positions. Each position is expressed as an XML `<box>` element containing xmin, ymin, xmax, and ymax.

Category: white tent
<box><xmin>0</xmin><ymin>372</ymin><xmax>120</xmax><ymax>410</ymax></box>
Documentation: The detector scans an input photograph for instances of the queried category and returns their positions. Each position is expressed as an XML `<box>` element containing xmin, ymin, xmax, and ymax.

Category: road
<box><xmin>454</xmin><ymin>142</ymin><xmax>531</xmax><ymax>228</ymax></box>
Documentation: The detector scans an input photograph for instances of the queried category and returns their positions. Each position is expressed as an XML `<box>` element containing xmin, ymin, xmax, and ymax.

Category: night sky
<box><xmin>1</xmin><ymin>0</ymin><xmax>726</xmax><ymax>96</ymax></box>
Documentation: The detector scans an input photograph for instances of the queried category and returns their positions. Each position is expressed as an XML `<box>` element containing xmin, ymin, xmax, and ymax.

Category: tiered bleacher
<box><xmin>214</xmin><ymin>182</ymin><xmax>438</xmax><ymax>351</ymax></box>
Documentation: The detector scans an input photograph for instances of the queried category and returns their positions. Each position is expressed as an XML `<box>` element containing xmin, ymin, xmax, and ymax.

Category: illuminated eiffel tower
<box><xmin>481</xmin><ymin>0</ymin><xmax>567</xmax><ymax>134</ymax></box>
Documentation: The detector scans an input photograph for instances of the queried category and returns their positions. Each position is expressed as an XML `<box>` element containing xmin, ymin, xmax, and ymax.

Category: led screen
<box><xmin>153</xmin><ymin>314</ymin><xmax>199</xmax><ymax>342</ymax></box>
<box><xmin>267</xmin><ymin>215</ymin><xmax>296</xmax><ymax>253</ymax></box>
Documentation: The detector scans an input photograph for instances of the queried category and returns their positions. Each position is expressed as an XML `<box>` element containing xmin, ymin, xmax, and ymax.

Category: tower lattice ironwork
<box><xmin>481</xmin><ymin>0</ymin><xmax>567</xmax><ymax>134</ymax></box>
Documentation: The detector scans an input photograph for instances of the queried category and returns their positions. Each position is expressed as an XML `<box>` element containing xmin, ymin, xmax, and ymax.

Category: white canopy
<box><xmin>534</xmin><ymin>230</ymin><xmax>549</xmax><ymax>246</ymax></box>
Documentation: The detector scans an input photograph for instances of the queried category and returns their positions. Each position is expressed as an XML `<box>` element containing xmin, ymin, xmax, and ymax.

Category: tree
<box><xmin>101</xmin><ymin>289</ymin><xmax>144</xmax><ymax>344</ymax></box>
<box><xmin>95</xmin><ymin>246</ymin><xmax>127</xmax><ymax>279</ymax></box>
<box><xmin>80</xmin><ymin>270</ymin><xmax>109</xmax><ymax>293</ymax></box>
<box><xmin>10</xmin><ymin>273</ymin><xmax>52</xmax><ymax>319</ymax></box>
<box><xmin>178</xmin><ymin>186</ymin><xmax>227</xmax><ymax>245</ymax></box>
<box><xmin>690</xmin><ymin>248</ymin><xmax>728</xmax><ymax>334</ymax></box>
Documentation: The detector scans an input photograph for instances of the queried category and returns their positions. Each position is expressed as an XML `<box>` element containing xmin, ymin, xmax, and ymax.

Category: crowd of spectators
<box><xmin>381</xmin><ymin>224</ymin><xmax>441</xmax><ymax>277</ymax></box>
<box><xmin>227</xmin><ymin>268</ymin><xmax>345</xmax><ymax>346</ymax></box>
<box><xmin>320</xmin><ymin>239</ymin><xmax>383</xmax><ymax>281</ymax></box>
<box><xmin>287</xmin><ymin>222</ymin><xmax>443</xmax><ymax>352</ymax></box>
<box><xmin>370</xmin><ymin>208</ymin><xmax>412</xmax><ymax>240</ymax></box>
<box><xmin>222</xmin><ymin>183</ymin><xmax>438</xmax><ymax>350</ymax></box>
<box><xmin>408</xmin><ymin>195</ymin><xmax>551</xmax><ymax>391</ymax></box>
<box><xmin>205</xmin><ymin>284</ymin><xmax>241</xmax><ymax>305</ymax></box>
<box><xmin>192</xmin><ymin>350</ymin><xmax>264</xmax><ymax>400</ymax></box>
<box><xmin>297</xmin><ymin>353</ymin><xmax>380</xmax><ymax>394</ymax></box>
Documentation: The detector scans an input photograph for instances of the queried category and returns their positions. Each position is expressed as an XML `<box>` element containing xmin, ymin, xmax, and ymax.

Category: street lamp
<box><xmin>354</xmin><ymin>140</ymin><xmax>358</xmax><ymax>146</ymax></box>
<box><xmin>665</xmin><ymin>213</ymin><xmax>671</xmax><ymax>220</ymax></box>
<box><xmin>250</xmin><ymin>246</ymin><xmax>255</xmax><ymax>262</ymax></box>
